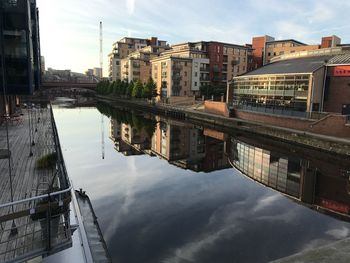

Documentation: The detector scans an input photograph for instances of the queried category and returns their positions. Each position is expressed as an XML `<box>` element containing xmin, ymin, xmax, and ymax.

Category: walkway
<box><xmin>0</xmin><ymin>105</ymin><xmax>71</xmax><ymax>262</ymax></box>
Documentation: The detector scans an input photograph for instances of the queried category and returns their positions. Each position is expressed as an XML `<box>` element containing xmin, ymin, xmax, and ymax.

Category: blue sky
<box><xmin>37</xmin><ymin>0</ymin><xmax>350</xmax><ymax>75</ymax></box>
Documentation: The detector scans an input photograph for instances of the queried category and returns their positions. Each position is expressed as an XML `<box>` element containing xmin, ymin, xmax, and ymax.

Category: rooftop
<box><xmin>327</xmin><ymin>53</ymin><xmax>350</xmax><ymax>65</ymax></box>
<box><xmin>240</xmin><ymin>56</ymin><xmax>331</xmax><ymax>76</ymax></box>
<box><xmin>266</xmin><ymin>39</ymin><xmax>307</xmax><ymax>46</ymax></box>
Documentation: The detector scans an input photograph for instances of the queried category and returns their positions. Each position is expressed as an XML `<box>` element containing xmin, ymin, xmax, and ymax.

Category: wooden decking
<box><xmin>0</xmin><ymin>106</ymin><xmax>70</xmax><ymax>262</ymax></box>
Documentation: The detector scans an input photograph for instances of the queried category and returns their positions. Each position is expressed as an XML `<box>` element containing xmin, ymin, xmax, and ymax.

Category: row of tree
<box><xmin>96</xmin><ymin>77</ymin><xmax>158</xmax><ymax>99</ymax></box>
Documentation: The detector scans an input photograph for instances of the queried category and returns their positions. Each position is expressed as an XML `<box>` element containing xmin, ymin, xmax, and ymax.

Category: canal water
<box><xmin>53</xmin><ymin>103</ymin><xmax>350</xmax><ymax>263</ymax></box>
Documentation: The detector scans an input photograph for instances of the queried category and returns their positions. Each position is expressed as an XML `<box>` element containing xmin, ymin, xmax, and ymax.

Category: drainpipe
<box><xmin>321</xmin><ymin>62</ymin><xmax>328</xmax><ymax>112</ymax></box>
<box><xmin>310</xmin><ymin>74</ymin><xmax>315</xmax><ymax>118</ymax></box>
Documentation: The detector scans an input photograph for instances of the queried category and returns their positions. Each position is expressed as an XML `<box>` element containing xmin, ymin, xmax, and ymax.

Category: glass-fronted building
<box><xmin>0</xmin><ymin>0</ymin><xmax>41</xmax><ymax>95</ymax></box>
<box><xmin>228</xmin><ymin>56</ymin><xmax>329</xmax><ymax>117</ymax></box>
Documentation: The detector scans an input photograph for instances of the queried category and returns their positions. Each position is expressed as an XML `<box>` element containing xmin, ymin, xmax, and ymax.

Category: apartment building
<box><xmin>108</xmin><ymin>37</ymin><xmax>168</xmax><ymax>81</ymax></box>
<box><xmin>264</xmin><ymin>40</ymin><xmax>320</xmax><ymax>64</ymax></box>
<box><xmin>151</xmin><ymin>55</ymin><xmax>193</xmax><ymax>99</ymax></box>
<box><xmin>163</xmin><ymin>41</ymin><xmax>251</xmax><ymax>85</ymax></box>
<box><xmin>252</xmin><ymin>35</ymin><xmax>342</xmax><ymax>68</ymax></box>
<box><xmin>120</xmin><ymin>45</ymin><xmax>169</xmax><ymax>83</ymax></box>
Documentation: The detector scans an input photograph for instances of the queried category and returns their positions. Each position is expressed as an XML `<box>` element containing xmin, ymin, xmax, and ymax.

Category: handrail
<box><xmin>0</xmin><ymin>184</ymin><xmax>72</xmax><ymax>209</ymax></box>
<box><xmin>0</xmin><ymin>103</ymin><xmax>72</xmax><ymax>209</ymax></box>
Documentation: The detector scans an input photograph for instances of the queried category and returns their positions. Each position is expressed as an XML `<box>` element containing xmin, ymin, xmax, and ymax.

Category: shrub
<box><xmin>36</xmin><ymin>152</ymin><xmax>57</xmax><ymax>169</ymax></box>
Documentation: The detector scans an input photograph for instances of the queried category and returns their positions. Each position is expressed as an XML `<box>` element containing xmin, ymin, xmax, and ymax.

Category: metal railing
<box><xmin>0</xmin><ymin>104</ymin><xmax>72</xmax><ymax>263</ymax></box>
<box><xmin>230</xmin><ymin>102</ymin><xmax>329</xmax><ymax>120</ymax></box>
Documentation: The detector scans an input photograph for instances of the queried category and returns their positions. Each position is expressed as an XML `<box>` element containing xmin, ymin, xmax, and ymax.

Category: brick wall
<box><xmin>234</xmin><ymin>110</ymin><xmax>350</xmax><ymax>138</ymax></box>
<box><xmin>204</xmin><ymin>101</ymin><xmax>229</xmax><ymax>117</ymax></box>
<box><xmin>324</xmin><ymin>76</ymin><xmax>350</xmax><ymax>113</ymax></box>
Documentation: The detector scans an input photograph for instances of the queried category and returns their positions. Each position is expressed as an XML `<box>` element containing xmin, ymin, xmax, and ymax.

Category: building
<box><xmin>93</xmin><ymin>67</ymin><xmax>102</xmax><ymax>78</ymax></box>
<box><xmin>251</xmin><ymin>35</ymin><xmax>342</xmax><ymax>68</ymax></box>
<box><xmin>0</xmin><ymin>0</ymin><xmax>41</xmax><ymax>95</ymax></box>
<box><xmin>324</xmin><ymin>54</ymin><xmax>350</xmax><ymax>114</ymax></box>
<box><xmin>150</xmin><ymin>41</ymin><xmax>251</xmax><ymax>99</ymax></box>
<box><xmin>151</xmin><ymin>55</ymin><xmax>193</xmax><ymax>99</ymax></box>
<box><xmin>264</xmin><ymin>39</ymin><xmax>320</xmax><ymax>64</ymax></box>
<box><xmin>251</xmin><ymin>35</ymin><xmax>275</xmax><ymax>69</ymax></box>
<box><xmin>228</xmin><ymin>56</ymin><xmax>330</xmax><ymax>117</ymax></box>
<box><xmin>321</xmin><ymin>35</ymin><xmax>341</xmax><ymax>49</ymax></box>
<box><xmin>120</xmin><ymin>45</ymin><xmax>168</xmax><ymax>83</ymax></box>
<box><xmin>108</xmin><ymin>37</ymin><xmax>168</xmax><ymax>81</ymax></box>
<box><xmin>161</xmin><ymin>41</ymin><xmax>251</xmax><ymax>85</ymax></box>
<box><xmin>0</xmin><ymin>0</ymin><xmax>41</xmax><ymax>115</ymax></box>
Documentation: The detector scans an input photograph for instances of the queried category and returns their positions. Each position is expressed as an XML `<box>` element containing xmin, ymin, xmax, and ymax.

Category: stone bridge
<box><xmin>41</xmin><ymin>81</ymin><xmax>97</xmax><ymax>91</ymax></box>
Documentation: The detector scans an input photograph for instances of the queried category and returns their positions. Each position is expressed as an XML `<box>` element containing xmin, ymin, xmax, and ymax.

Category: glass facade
<box><xmin>230</xmin><ymin>139</ymin><xmax>301</xmax><ymax>198</ymax></box>
<box><xmin>0</xmin><ymin>0</ymin><xmax>41</xmax><ymax>95</ymax></box>
<box><xmin>231</xmin><ymin>74</ymin><xmax>311</xmax><ymax>117</ymax></box>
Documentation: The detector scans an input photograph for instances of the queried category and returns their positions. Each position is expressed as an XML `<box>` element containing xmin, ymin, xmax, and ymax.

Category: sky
<box><xmin>37</xmin><ymin>0</ymin><xmax>350</xmax><ymax>76</ymax></box>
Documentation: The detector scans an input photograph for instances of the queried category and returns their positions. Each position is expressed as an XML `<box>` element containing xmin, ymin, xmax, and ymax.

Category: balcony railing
<box><xmin>200</xmin><ymin>67</ymin><xmax>210</xmax><ymax>72</ymax></box>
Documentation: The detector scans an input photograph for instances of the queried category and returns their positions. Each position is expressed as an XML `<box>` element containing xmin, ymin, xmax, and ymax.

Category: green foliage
<box><xmin>96</xmin><ymin>77</ymin><xmax>158</xmax><ymax>99</ymax></box>
<box><xmin>36</xmin><ymin>152</ymin><xmax>57</xmax><ymax>169</ymax></box>
<box><xmin>96</xmin><ymin>103</ymin><xmax>157</xmax><ymax>136</ymax></box>
<box><xmin>132</xmin><ymin>80</ymin><xmax>144</xmax><ymax>98</ymax></box>
<box><xmin>143</xmin><ymin>77</ymin><xmax>157</xmax><ymax>99</ymax></box>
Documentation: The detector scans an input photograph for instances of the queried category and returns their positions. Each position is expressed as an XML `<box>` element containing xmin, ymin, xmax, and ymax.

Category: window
<box><xmin>195</xmin><ymin>72</ymin><xmax>198</xmax><ymax>77</ymax></box>
<box><xmin>184</xmin><ymin>81</ymin><xmax>187</xmax><ymax>86</ymax></box>
<box><xmin>184</xmin><ymin>71</ymin><xmax>187</xmax><ymax>77</ymax></box>
<box><xmin>268</xmin><ymin>52</ymin><xmax>271</xmax><ymax>56</ymax></box>
<box><xmin>195</xmin><ymin>82</ymin><xmax>197</xmax><ymax>86</ymax></box>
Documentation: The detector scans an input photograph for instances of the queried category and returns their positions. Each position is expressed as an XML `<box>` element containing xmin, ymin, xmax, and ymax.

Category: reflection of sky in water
<box><xmin>54</xmin><ymin>107</ymin><xmax>350</xmax><ymax>263</ymax></box>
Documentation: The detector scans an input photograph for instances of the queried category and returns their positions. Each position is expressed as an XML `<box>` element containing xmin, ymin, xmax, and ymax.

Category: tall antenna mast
<box><xmin>99</xmin><ymin>21</ymin><xmax>105</xmax><ymax>159</ymax></box>
<box><xmin>99</xmin><ymin>21</ymin><xmax>103</xmax><ymax>77</ymax></box>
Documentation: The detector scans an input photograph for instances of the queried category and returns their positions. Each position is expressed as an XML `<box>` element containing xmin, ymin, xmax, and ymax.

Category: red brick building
<box><xmin>324</xmin><ymin>54</ymin><xmax>350</xmax><ymax>114</ymax></box>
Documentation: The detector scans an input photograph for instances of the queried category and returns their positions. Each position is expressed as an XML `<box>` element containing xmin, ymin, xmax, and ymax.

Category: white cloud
<box><xmin>126</xmin><ymin>0</ymin><xmax>135</xmax><ymax>15</ymax></box>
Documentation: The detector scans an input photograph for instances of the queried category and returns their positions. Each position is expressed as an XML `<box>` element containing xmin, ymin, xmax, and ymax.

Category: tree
<box><xmin>143</xmin><ymin>77</ymin><xmax>157</xmax><ymax>99</ymax></box>
<box><xmin>126</xmin><ymin>81</ymin><xmax>134</xmax><ymax>97</ymax></box>
<box><xmin>132</xmin><ymin>80</ymin><xmax>143</xmax><ymax>98</ymax></box>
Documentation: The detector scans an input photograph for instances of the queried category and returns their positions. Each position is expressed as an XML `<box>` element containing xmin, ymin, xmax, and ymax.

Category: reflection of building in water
<box><xmin>109</xmin><ymin>119</ymin><xmax>145</xmax><ymax>156</ymax></box>
<box><xmin>108</xmin><ymin>114</ymin><xmax>230</xmax><ymax>172</ymax></box>
<box><xmin>228</xmin><ymin>138</ymin><xmax>350</xmax><ymax>220</ymax></box>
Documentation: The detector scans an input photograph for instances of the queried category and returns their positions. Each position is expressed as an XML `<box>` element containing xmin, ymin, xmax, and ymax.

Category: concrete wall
<box><xmin>204</xmin><ymin>101</ymin><xmax>229</xmax><ymax>117</ymax></box>
<box><xmin>234</xmin><ymin>110</ymin><xmax>350</xmax><ymax>138</ymax></box>
<box><xmin>168</xmin><ymin>96</ymin><xmax>195</xmax><ymax>105</ymax></box>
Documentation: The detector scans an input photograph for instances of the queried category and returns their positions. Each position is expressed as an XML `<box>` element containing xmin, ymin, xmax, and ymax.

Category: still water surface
<box><xmin>53</xmin><ymin>104</ymin><xmax>350</xmax><ymax>263</ymax></box>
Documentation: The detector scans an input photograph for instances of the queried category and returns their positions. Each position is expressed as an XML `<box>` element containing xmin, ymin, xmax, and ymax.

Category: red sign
<box><xmin>319</xmin><ymin>198</ymin><xmax>350</xmax><ymax>214</ymax></box>
<box><xmin>332</xmin><ymin>66</ymin><xmax>350</xmax><ymax>77</ymax></box>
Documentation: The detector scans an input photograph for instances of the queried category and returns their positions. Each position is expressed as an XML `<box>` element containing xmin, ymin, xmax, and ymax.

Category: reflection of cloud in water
<box><xmin>95</xmin><ymin>170</ymin><xmax>350</xmax><ymax>262</ymax></box>
<box><xmin>326</xmin><ymin>227</ymin><xmax>350</xmax><ymax>239</ymax></box>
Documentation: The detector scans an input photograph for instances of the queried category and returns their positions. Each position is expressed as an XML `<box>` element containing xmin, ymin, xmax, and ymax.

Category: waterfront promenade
<box><xmin>0</xmin><ymin>105</ymin><xmax>72</xmax><ymax>262</ymax></box>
